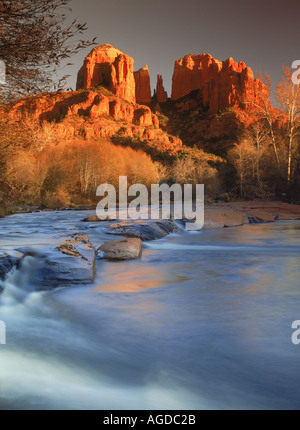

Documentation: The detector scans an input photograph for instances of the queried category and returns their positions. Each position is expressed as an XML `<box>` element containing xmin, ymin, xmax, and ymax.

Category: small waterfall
<box><xmin>173</xmin><ymin>219</ymin><xmax>187</xmax><ymax>231</ymax></box>
<box><xmin>0</xmin><ymin>255</ymin><xmax>46</xmax><ymax>306</ymax></box>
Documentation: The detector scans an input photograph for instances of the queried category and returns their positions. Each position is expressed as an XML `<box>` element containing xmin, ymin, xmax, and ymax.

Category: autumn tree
<box><xmin>0</xmin><ymin>0</ymin><xmax>96</xmax><ymax>102</ymax></box>
<box><xmin>243</xmin><ymin>73</ymin><xmax>281</xmax><ymax>176</ymax></box>
<box><xmin>275</xmin><ymin>66</ymin><xmax>300</xmax><ymax>185</ymax></box>
<box><xmin>242</xmin><ymin>121</ymin><xmax>268</xmax><ymax>193</ymax></box>
<box><xmin>171</xmin><ymin>157</ymin><xmax>220</xmax><ymax>199</ymax></box>
<box><xmin>228</xmin><ymin>140</ymin><xmax>260</xmax><ymax>197</ymax></box>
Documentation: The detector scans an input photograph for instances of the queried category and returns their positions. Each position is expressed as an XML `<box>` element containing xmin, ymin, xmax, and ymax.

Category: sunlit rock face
<box><xmin>171</xmin><ymin>53</ymin><xmax>268</xmax><ymax>113</ymax></box>
<box><xmin>5</xmin><ymin>87</ymin><xmax>181</xmax><ymax>149</ymax></box>
<box><xmin>76</xmin><ymin>44</ymin><xmax>136</xmax><ymax>103</ymax></box>
<box><xmin>156</xmin><ymin>74</ymin><xmax>168</xmax><ymax>103</ymax></box>
<box><xmin>134</xmin><ymin>65</ymin><xmax>151</xmax><ymax>103</ymax></box>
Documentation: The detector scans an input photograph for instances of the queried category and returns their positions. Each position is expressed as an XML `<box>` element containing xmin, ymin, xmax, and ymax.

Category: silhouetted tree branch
<box><xmin>0</xmin><ymin>0</ymin><xmax>97</xmax><ymax>102</ymax></box>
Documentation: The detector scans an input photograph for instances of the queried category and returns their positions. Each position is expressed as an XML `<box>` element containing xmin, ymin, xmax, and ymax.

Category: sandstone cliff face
<box><xmin>4</xmin><ymin>45</ymin><xmax>274</xmax><ymax>165</ymax></box>
<box><xmin>134</xmin><ymin>66</ymin><xmax>151</xmax><ymax>103</ymax></box>
<box><xmin>171</xmin><ymin>54</ymin><xmax>268</xmax><ymax>113</ymax></box>
<box><xmin>7</xmin><ymin>87</ymin><xmax>183</xmax><ymax>152</ymax></box>
<box><xmin>76</xmin><ymin>44</ymin><xmax>136</xmax><ymax>103</ymax></box>
<box><xmin>156</xmin><ymin>75</ymin><xmax>168</xmax><ymax>103</ymax></box>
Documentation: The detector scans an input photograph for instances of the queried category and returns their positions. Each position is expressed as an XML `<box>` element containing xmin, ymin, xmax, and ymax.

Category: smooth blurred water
<box><xmin>0</xmin><ymin>211</ymin><xmax>300</xmax><ymax>410</ymax></box>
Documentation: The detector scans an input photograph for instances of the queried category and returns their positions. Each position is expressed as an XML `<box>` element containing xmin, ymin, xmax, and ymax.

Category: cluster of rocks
<box><xmin>0</xmin><ymin>219</ymin><xmax>177</xmax><ymax>290</ymax></box>
<box><xmin>1</xmin><ymin>202</ymin><xmax>300</xmax><ymax>290</ymax></box>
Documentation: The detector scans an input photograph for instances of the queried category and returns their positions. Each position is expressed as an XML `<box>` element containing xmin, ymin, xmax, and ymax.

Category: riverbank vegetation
<box><xmin>0</xmin><ymin>117</ymin><xmax>220</xmax><ymax>214</ymax></box>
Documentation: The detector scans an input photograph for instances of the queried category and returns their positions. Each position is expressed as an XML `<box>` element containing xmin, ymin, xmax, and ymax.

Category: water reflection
<box><xmin>0</xmin><ymin>214</ymin><xmax>299</xmax><ymax>409</ymax></box>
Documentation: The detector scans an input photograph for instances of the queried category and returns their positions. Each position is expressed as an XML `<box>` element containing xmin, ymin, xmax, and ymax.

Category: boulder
<box><xmin>106</xmin><ymin>219</ymin><xmax>177</xmax><ymax>241</ymax></box>
<box><xmin>0</xmin><ymin>253</ymin><xmax>21</xmax><ymax>281</ymax></box>
<box><xmin>134</xmin><ymin>66</ymin><xmax>151</xmax><ymax>103</ymax></box>
<box><xmin>43</xmin><ymin>234</ymin><xmax>95</xmax><ymax>286</ymax></box>
<box><xmin>97</xmin><ymin>238</ymin><xmax>142</xmax><ymax>260</ymax></box>
<box><xmin>203</xmin><ymin>206</ymin><xmax>245</xmax><ymax>229</ymax></box>
<box><xmin>76</xmin><ymin>44</ymin><xmax>136</xmax><ymax>103</ymax></box>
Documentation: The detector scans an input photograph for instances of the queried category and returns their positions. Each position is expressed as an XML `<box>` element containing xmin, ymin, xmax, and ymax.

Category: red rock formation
<box><xmin>6</xmin><ymin>87</ymin><xmax>185</xmax><ymax>152</ymax></box>
<box><xmin>76</xmin><ymin>44</ymin><xmax>136</xmax><ymax>103</ymax></box>
<box><xmin>171</xmin><ymin>53</ymin><xmax>269</xmax><ymax>113</ymax></box>
<box><xmin>133</xmin><ymin>106</ymin><xmax>153</xmax><ymax>126</ymax></box>
<box><xmin>134</xmin><ymin>66</ymin><xmax>151</xmax><ymax>103</ymax></box>
<box><xmin>109</xmin><ymin>99</ymin><xmax>134</xmax><ymax>122</ymax></box>
<box><xmin>156</xmin><ymin>75</ymin><xmax>168</xmax><ymax>103</ymax></box>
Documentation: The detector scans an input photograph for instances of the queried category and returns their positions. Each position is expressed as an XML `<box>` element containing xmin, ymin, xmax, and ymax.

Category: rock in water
<box><xmin>203</xmin><ymin>206</ymin><xmax>246</xmax><ymax>229</ymax></box>
<box><xmin>82</xmin><ymin>215</ymin><xmax>116</xmax><ymax>222</ymax></box>
<box><xmin>0</xmin><ymin>253</ymin><xmax>21</xmax><ymax>281</ymax></box>
<box><xmin>106</xmin><ymin>220</ymin><xmax>176</xmax><ymax>241</ymax></box>
<box><xmin>97</xmin><ymin>238</ymin><xmax>142</xmax><ymax>260</ymax></box>
<box><xmin>43</xmin><ymin>234</ymin><xmax>95</xmax><ymax>286</ymax></box>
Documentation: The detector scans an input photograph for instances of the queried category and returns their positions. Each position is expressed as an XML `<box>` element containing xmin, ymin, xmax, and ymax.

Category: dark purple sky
<box><xmin>62</xmin><ymin>0</ymin><xmax>299</xmax><ymax>100</ymax></box>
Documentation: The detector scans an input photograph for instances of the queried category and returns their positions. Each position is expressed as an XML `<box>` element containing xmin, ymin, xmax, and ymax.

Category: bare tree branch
<box><xmin>0</xmin><ymin>0</ymin><xmax>97</xmax><ymax>102</ymax></box>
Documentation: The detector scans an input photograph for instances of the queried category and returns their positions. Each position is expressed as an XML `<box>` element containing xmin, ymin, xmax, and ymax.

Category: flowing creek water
<box><xmin>0</xmin><ymin>210</ymin><xmax>299</xmax><ymax>409</ymax></box>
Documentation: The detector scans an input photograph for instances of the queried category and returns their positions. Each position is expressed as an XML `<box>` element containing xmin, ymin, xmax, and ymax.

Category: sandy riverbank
<box><xmin>203</xmin><ymin>201</ymin><xmax>300</xmax><ymax>229</ymax></box>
